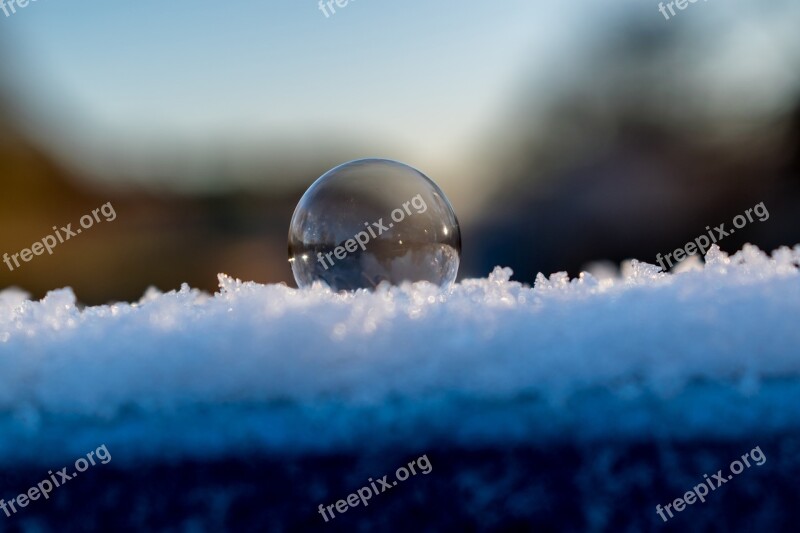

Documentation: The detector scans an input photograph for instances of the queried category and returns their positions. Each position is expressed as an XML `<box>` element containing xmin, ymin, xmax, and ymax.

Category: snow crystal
<box><xmin>0</xmin><ymin>244</ymin><xmax>798</xmax><ymax>465</ymax></box>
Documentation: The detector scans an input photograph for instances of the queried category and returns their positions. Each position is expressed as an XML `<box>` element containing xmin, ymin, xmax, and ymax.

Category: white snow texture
<box><xmin>0</xmin><ymin>244</ymin><xmax>798</xmax><ymax>465</ymax></box>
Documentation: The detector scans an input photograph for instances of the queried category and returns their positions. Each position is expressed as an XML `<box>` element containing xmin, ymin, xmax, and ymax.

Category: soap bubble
<box><xmin>288</xmin><ymin>159</ymin><xmax>461</xmax><ymax>291</ymax></box>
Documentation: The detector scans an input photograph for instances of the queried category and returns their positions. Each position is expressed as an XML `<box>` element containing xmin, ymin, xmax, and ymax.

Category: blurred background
<box><xmin>1</xmin><ymin>0</ymin><xmax>799</xmax><ymax>304</ymax></box>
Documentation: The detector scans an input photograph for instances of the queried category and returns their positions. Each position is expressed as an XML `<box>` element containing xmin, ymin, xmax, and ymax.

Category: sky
<box><xmin>1</xmin><ymin>0</ymin><xmax>798</xmax><ymax>205</ymax></box>
<box><xmin>1</xmin><ymin>1</ymin><xmax>566</xmax><ymax>191</ymax></box>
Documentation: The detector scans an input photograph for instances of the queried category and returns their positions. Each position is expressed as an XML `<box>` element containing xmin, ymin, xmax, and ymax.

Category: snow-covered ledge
<box><xmin>0</xmin><ymin>244</ymin><xmax>798</xmax><ymax>466</ymax></box>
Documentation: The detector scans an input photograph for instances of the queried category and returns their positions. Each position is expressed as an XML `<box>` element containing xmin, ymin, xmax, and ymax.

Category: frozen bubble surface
<box><xmin>288</xmin><ymin>159</ymin><xmax>461</xmax><ymax>291</ymax></box>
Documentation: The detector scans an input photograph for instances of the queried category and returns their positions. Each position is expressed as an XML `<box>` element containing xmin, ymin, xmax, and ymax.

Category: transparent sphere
<box><xmin>288</xmin><ymin>159</ymin><xmax>461</xmax><ymax>291</ymax></box>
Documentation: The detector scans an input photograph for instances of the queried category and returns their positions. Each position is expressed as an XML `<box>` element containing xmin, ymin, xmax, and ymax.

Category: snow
<box><xmin>0</xmin><ymin>244</ymin><xmax>798</xmax><ymax>466</ymax></box>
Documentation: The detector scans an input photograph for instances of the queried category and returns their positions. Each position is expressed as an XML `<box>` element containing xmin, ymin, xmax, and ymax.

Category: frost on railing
<box><xmin>0</xmin><ymin>245</ymin><xmax>798</xmax><ymax>464</ymax></box>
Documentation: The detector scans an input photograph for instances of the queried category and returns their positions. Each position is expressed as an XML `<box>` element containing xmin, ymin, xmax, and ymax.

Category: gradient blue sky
<box><xmin>3</xmin><ymin>1</ymin><xmax>567</xmax><ymax>178</ymax></box>
<box><xmin>2</xmin><ymin>0</ymin><xmax>798</xmax><ymax>202</ymax></box>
